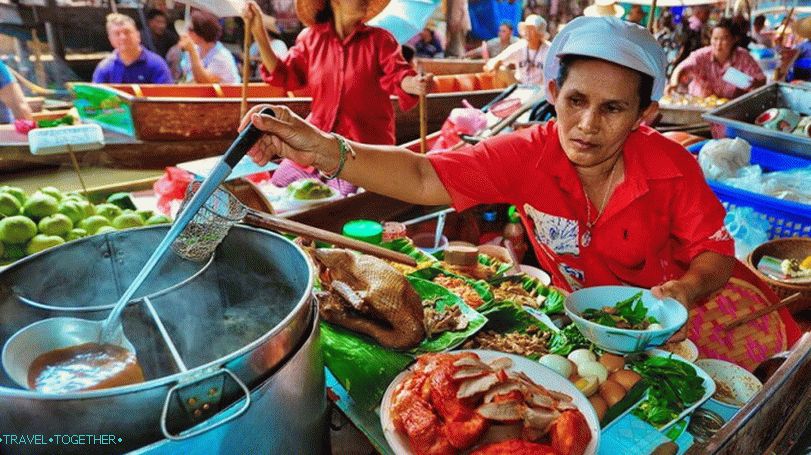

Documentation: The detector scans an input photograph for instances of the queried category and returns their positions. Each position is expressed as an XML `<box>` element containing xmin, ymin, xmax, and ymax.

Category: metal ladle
<box><xmin>2</xmin><ymin>108</ymin><xmax>275</xmax><ymax>390</ymax></box>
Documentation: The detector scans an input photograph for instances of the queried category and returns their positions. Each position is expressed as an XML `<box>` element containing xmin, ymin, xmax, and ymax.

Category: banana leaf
<box><xmin>409</xmin><ymin>265</ymin><xmax>496</xmax><ymax>309</ymax></box>
<box><xmin>380</xmin><ymin>237</ymin><xmax>439</xmax><ymax>265</ymax></box>
<box><xmin>320</xmin><ymin>322</ymin><xmax>413</xmax><ymax>411</ymax></box>
<box><xmin>407</xmin><ymin>276</ymin><xmax>488</xmax><ymax>354</ymax></box>
<box><xmin>477</xmin><ymin>300</ymin><xmax>555</xmax><ymax>334</ymax></box>
<box><xmin>433</xmin><ymin>249</ymin><xmax>512</xmax><ymax>277</ymax></box>
<box><xmin>488</xmin><ymin>274</ymin><xmax>566</xmax><ymax>315</ymax></box>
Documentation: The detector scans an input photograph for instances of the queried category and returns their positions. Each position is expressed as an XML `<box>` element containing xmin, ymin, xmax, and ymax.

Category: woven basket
<box><xmin>747</xmin><ymin>238</ymin><xmax>811</xmax><ymax>313</ymax></box>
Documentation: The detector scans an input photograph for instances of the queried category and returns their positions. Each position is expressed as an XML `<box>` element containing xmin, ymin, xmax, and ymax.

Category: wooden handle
<box><xmin>244</xmin><ymin>212</ymin><xmax>417</xmax><ymax>267</ymax></box>
<box><xmin>724</xmin><ymin>292</ymin><xmax>803</xmax><ymax>331</ymax></box>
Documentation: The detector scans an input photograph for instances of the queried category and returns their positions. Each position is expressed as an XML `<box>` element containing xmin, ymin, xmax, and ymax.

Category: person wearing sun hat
<box><xmin>484</xmin><ymin>14</ymin><xmax>550</xmax><ymax>86</ymax></box>
<box><xmin>583</xmin><ymin>0</ymin><xmax>625</xmax><ymax>18</ymax></box>
<box><xmin>241</xmin><ymin>0</ymin><xmax>432</xmax><ymax>194</ymax></box>
<box><xmin>240</xmin><ymin>16</ymin><xmax>802</xmax><ymax>370</ymax></box>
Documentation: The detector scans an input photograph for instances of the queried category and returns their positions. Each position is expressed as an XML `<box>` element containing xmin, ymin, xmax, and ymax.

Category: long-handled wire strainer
<box><xmin>172</xmin><ymin>181</ymin><xmax>418</xmax><ymax>267</ymax></box>
<box><xmin>2</xmin><ymin>108</ymin><xmax>276</xmax><ymax>389</ymax></box>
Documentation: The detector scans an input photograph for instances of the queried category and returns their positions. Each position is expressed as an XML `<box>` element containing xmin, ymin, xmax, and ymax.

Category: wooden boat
<box><xmin>0</xmin><ymin>124</ymin><xmax>235</xmax><ymax>174</ymax></box>
<box><xmin>689</xmin><ymin>333</ymin><xmax>811</xmax><ymax>454</ymax></box>
<box><xmin>68</xmin><ymin>75</ymin><xmax>508</xmax><ymax>145</ymax></box>
<box><xmin>415</xmin><ymin>58</ymin><xmax>486</xmax><ymax>75</ymax></box>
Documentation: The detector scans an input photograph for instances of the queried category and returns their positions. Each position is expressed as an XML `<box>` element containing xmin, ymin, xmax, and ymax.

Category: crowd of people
<box><xmin>93</xmin><ymin>10</ymin><xmax>240</xmax><ymax>85</ymax></box>
<box><xmin>470</xmin><ymin>6</ymin><xmax>811</xmax><ymax>101</ymax></box>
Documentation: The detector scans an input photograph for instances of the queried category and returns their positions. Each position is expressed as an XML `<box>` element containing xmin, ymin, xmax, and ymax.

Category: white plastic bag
<box><xmin>698</xmin><ymin>138</ymin><xmax>752</xmax><ymax>180</ymax></box>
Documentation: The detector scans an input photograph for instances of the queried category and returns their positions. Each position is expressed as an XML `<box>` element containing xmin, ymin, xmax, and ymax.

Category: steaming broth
<box><xmin>28</xmin><ymin>343</ymin><xmax>144</xmax><ymax>393</ymax></box>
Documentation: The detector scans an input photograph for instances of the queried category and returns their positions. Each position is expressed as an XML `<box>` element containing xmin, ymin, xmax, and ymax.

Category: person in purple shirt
<box><xmin>93</xmin><ymin>13</ymin><xmax>172</xmax><ymax>84</ymax></box>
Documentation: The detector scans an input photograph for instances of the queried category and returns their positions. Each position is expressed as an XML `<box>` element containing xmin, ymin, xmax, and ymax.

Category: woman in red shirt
<box><xmin>241</xmin><ymin>17</ymin><xmax>800</xmax><ymax>370</ymax></box>
<box><xmin>243</xmin><ymin>0</ymin><xmax>431</xmax><ymax>193</ymax></box>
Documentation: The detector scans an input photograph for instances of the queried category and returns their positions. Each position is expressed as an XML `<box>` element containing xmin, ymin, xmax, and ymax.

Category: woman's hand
<box><xmin>484</xmin><ymin>59</ymin><xmax>501</xmax><ymax>74</ymax></box>
<box><xmin>238</xmin><ymin>104</ymin><xmax>338</xmax><ymax>170</ymax></box>
<box><xmin>652</xmin><ymin>279</ymin><xmax>694</xmax><ymax>343</ymax></box>
<box><xmin>401</xmin><ymin>73</ymin><xmax>434</xmax><ymax>96</ymax></box>
<box><xmin>242</xmin><ymin>1</ymin><xmax>268</xmax><ymax>37</ymax></box>
<box><xmin>178</xmin><ymin>35</ymin><xmax>195</xmax><ymax>53</ymax></box>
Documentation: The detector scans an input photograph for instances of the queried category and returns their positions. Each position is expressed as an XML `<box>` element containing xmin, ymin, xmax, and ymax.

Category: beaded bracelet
<box><xmin>319</xmin><ymin>133</ymin><xmax>356</xmax><ymax>180</ymax></box>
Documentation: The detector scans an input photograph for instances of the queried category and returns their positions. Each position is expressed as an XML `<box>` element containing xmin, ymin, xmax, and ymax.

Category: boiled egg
<box><xmin>610</xmin><ymin>370</ymin><xmax>642</xmax><ymax>391</ymax></box>
<box><xmin>589</xmin><ymin>395</ymin><xmax>608</xmax><ymax>421</ymax></box>
<box><xmin>577</xmin><ymin>361</ymin><xmax>609</xmax><ymax>384</ymax></box>
<box><xmin>599</xmin><ymin>379</ymin><xmax>627</xmax><ymax>407</ymax></box>
<box><xmin>539</xmin><ymin>354</ymin><xmax>574</xmax><ymax>378</ymax></box>
<box><xmin>568</xmin><ymin>349</ymin><xmax>597</xmax><ymax>367</ymax></box>
<box><xmin>598</xmin><ymin>353</ymin><xmax>625</xmax><ymax>373</ymax></box>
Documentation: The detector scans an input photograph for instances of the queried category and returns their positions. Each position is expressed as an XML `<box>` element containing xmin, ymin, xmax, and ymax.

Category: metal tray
<box><xmin>703</xmin><ymin>83</ymin><xmax>811</xmax><ymax>158</ymax></box>
<box><xmin>659</xmin><ymin>103</ymin><xmax>708</xmax><ymax>126</ymax></box>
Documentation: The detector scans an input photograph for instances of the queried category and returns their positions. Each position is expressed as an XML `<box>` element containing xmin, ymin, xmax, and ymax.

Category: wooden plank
<box><xmin>688</xmin><ymin>333</ymin><xmax>811</xmax><ymax>454</ymax></box>
<box><xmin>416</xmin><ymin>58</ymin><xmax>486</xmax><ymax>75</ymax></box>
<box><xmin>0</xmin><ymin>126</ymin><xmax>233</xmax><ymax>173</ymax></box>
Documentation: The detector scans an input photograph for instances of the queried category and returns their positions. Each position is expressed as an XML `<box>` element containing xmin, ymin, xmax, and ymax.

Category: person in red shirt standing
<box><xmin>242</xmin><ymin>0</ymin><xmax>432</xmax><ymax>194</ymax></box>
<box><xmin>239</xmin><ymin>17</ymin><xmax>800</xmax><ymax>371</ymax></box>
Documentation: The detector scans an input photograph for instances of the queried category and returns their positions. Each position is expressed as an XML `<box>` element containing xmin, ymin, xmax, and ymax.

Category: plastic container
<box><xmin>342</xmin><ymin>220</ymin><xmax>384</xmax><ymax>244</ymax></box>
<box><xmin>502</xmin><ymin>205</ymin><xmax>528</xmax><ymax>263</ymax></box>
<box><xmin>412</xmin><ymin>233</ymin><xmax>449</xmax><ymax>255</ymax></box>
<box><xmin>687</xmin><ymin>141</ymin><xmax>811</xmax><ymax>239</ymax></box>
<box><xmin>478</xmin><ymin>206</ymin><xmax>501</xmax><ymax>244</ymax></box>
<box><xmin>381</xmin><ymin>222</ymin><xmax>407</xmax><ymax>242</ymax></box>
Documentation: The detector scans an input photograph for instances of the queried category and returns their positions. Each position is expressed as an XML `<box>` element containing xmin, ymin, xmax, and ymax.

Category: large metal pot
<box><xmin>0</xmin><ymin>226</ymin><xmax>324</xmax><ymax>454</ymax></box>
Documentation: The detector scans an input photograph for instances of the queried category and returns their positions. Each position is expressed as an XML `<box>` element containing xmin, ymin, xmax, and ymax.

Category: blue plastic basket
<box><xmin>687</xmin><ymin>141</ymin><xmax>811</xmax><ymax>239</ymax></box>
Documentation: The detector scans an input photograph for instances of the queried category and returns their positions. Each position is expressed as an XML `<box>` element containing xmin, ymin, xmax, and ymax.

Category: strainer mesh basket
<box><xmin>172</xmin><ymin>182</ymin><xmax>247</xmax><ymax>262</ymax></box>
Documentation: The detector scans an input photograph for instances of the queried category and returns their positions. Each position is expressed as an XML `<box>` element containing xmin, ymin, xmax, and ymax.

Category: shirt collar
<box><xmin>535</xmin><ymin>121</ymin><xmax>683</xmax><ymax>220</ymax></box>
<box><xmin>316</xmin><ymin>21</ymin><xmax>371</xmax><ymax>45</ymax></box>
<box><xmin>116</xmin><ymin>47</ymin><xmax>147</xmax><ymax>65</ymax></box>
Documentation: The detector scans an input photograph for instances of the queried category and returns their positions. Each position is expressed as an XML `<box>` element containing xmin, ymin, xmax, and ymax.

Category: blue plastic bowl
<box><xmin>565</xmin><ymin>286</ymin><xmax>688</xmax><ymax>354</ymax></box>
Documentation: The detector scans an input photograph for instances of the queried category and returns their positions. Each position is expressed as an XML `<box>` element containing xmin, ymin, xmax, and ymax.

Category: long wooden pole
<box><xmin>417</xmin><ymin>62</ymin><xmax>428</xmax><ymax>153</ymax></box>
<box><xmin>240</xmin><ymin>25</ymin><xmax>252</xmax><ymax>118</ymax></box>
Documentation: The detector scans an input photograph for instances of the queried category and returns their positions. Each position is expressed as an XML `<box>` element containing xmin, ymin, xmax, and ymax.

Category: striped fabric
<box><xmin>270</xmin><ymin>159</ymin><xmax>357</xmax><ymax>196</ymax></box>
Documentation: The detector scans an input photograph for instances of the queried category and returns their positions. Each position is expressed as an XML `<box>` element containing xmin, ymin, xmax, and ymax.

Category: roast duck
<box><xmin>314</xmin><ymin>249</ymin><xmax>426</xmax><ymax>349</ymax></box>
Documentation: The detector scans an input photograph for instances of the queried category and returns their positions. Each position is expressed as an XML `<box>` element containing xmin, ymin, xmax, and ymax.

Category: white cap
<box><xmin>519</xmin><ymin>14</ymin><xmax>547</xmax><ymax>35</ymax></box>
<box><xmin>543</xmin><ymin>16</ymin><xmax>667</xmax><ymax>103</ymax></box>
<box><xmin>583</xmin><ymin>0</ymin><xmax>625</xmax><ymax>18</ymax></box>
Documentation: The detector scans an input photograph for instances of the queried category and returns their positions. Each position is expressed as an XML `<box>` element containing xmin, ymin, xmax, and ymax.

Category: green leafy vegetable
<box><xmin>601</xmin><ymin>380</ymin><xmax>649</xmax><ymax>427</ymax></box>
<box><xmin>541</xmin><ymin>288</ymin><xmax>565</xmax><ymax>315</ymax></box>
<box><xmin>629</xmin><ymin>354</ymin><xmax>706</xmax><ymax>428</ymax></box>
<box><xmin>582</xmin><ymin>291</ymin><xmax>658</xmax><ymax>329</ymax></box>
<box><xmin>547</xmin><ymin>323</ymin><xmax>593</xmax><ymax>356</ymax></box>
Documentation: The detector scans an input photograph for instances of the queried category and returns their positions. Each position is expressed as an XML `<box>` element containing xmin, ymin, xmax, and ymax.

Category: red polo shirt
<box><xmin>428</xmin><ymin>121</ymin><xmax>736</xmax><ymax>291</ymax></box>
<box><xmin>260</xmin><ymin>22</ymin><xmax>417</xmax><ymax>145</ymax></box>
